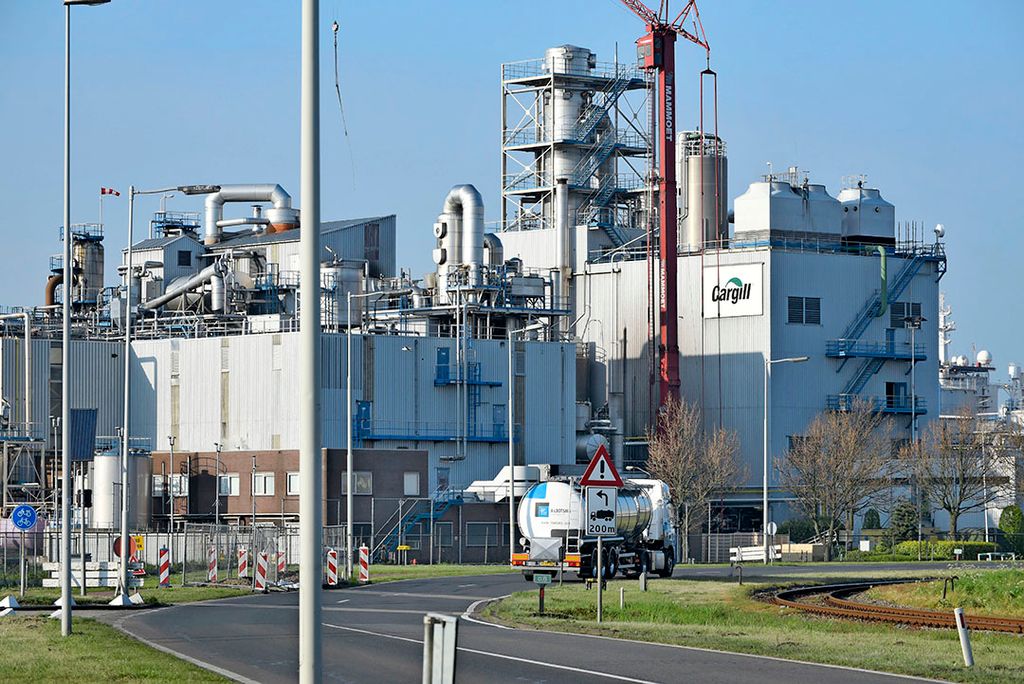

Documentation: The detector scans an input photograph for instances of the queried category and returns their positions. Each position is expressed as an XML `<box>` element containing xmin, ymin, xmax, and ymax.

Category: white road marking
<box><xmin>336</xmin><ymin>599</ymin><xmax>349</xmax><ymax>604</ymax></box>
<box><xmin>321</xmin><ymin>622</ymin><xmax>654</xmax><ymax>683</ymax></box>
<box><xmin>461</xmin><ymin>595</ymin><xmax>513</xmax><ymax>629</ymax></box>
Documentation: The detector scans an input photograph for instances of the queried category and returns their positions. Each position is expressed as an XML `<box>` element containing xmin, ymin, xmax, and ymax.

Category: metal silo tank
<box><xmin>89</xmin><ymin>451</ymin><xmax>153</xmax><ymax>530</ymax></box>
<box><xmin>90</xmin><ymin>453</ymin><xmax>119</xmax><ymax>529</ymax></box>
<box><xmin>73</xmin><ymin>240</ymin><xmax>104</xmax><ymax>304</ymax></box>
<box><xmin>678</xmin><ymin>133</ymin><xmax>728</xmax><ymax>251</ymax></box>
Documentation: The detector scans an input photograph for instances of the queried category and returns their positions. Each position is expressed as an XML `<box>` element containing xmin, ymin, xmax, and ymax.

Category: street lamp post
<box><xmin>214</xmin><ymin>442</ymin><xmax>222</xmax><ymax>526</ymax></box>
<box><xmin>345</xmin><ymin>290</ymin><xmax>375</xmax><ymax>579</ymax></box>
<box><xmin>763</xmin><ymin>356</ymin><xmax>809</xmax><ymax>565</ymax></box>
<box><xmin>168</xmin><ymin>435</ymin><xmax>175</xmax><ymax>560</ymax></box>
<box><xmin>507</xmin><ymin>322</ymin><xmax>545</xmax><ymax>564</ymax></box>
<box><xmin>904</xmin><ymin>315</ymin><xmax>925</xmax><ymax>559</ymax></box>
<box><xmin>64</xmin><ymin>0</ymin><xmax>112</xmax><ymax>628</ymax></box>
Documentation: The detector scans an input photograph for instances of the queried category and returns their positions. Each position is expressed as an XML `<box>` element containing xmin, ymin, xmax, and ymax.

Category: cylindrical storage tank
<box><xmin>575</xmin><ymin>402</ymin><xmax>592</xmax><ymax>432</ymax></box>
<box><xmin>321</xmin><ymin>260</ymin><xmax>364</xmax><ymax>327</ymax></box>
<box><xmin>838</xmin><ymin>187</ymin><xmax>896</xmax><ymax>245</ymax></box>
<box><xmin>90</xmin><ymin>452</ymin><xmax>152</xmax><ymax>530</ymax></box>
<box><xmin>517</xmin><ymin>480</ymin><xmax>652</xmax><ymax>543</ymax></box>
<box><xmin>678</xmin><ymin>133</ymin><xmax>728</xmax><ymax>251</ymax></box>
<box><xmin>575</xmin><ymin>432</ymin><xmax>609</xmax><ymax>464</ymax></box>
<box><xmin>73</xmin><ymin>240</ymin><xmax>104</xmax><ymax>304</ymax></box>
<box><xmin>1009</xmin><ymin>363</ymin><xmax>1019</xmax><ymax>380</ymax></box>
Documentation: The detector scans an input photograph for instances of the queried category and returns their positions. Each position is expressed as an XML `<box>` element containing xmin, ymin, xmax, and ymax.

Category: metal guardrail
<box><xmin>826</xmin><ymin>394</ymin><xmax>927</xmax><ymax>414</ymax></box>
<box><xmin>825</xmin><ymin>339</ymin><xmax>927</xmax><ymax>359</ymax></box>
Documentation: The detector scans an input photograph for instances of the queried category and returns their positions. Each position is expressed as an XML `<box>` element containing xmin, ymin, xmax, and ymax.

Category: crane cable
<box><xmin>332</xmin><ymin>20</ymin><xmax>356</xmax><ymax>185</ymax></box>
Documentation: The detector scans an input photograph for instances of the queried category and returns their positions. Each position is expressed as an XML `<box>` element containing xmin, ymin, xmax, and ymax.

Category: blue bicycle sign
<box><xmin>11</xmin><ymin>504</ymin><xmax>37</xmax><ymax>531</ymax></box>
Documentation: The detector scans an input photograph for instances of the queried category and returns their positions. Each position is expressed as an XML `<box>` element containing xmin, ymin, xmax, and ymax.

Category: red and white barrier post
<box><xmin>207</xmin><ymin>545</ymin><xmax>218</xmax><ymax>583</ymax></box>
<box><xmin>277</xmin><ymin>550</ymin><xmax>286</xmax><ymax>576</ymax></box>
<box><xmin>158</xmin><ymin>547</ymin><xmax>170</xmax><ymax>588</ymax></box>
<box><xmin>358</xmin><ymin>545</ymin><xmax>370</xmax><ymax>584</ymax></box>
<box><xmin>326</xmin><ymin>548</ymin><xmax>339</xmax><ymax>586</ymax></box>
<box><xmin>238</xmin><ymin>547</ymin><xmax>249</xmax><ymax>579</ymax></box>
<box><xmin>254</xmin><ymin>552</ymin><xmax>269</xmax><ymax>593</ymax></box>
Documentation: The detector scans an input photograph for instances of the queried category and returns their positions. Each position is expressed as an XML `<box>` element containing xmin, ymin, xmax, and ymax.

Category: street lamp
<box><xmin>508</xmin><ymin>321</ymin><xmax>546</xmax><ymax>564</ymax></box>
<box><xmin>625</xmin><ymin>465</ymin><xmax>652</xmax><ymax>478</ymax></box>
<box><xmin>111</xmin><ymin>184</ymin><xmax>180</xmax><ymax>607</ymax></box>
<box><xmin>213</xmin><ymin>442</ymin><xmax>222</xmax><ymax>526</ymax></box>
<box><xmin>345</xmin><ymin>289</ymin><xmax>376</xmax><ymax>580</ymax></box>
<box><xmin>63</xmin><ymin>0</ymin><xmax>112</xmax><ymax>631</ymax></box>
<box><xmin>904</xmin><ymin>315</ymin><xmax>926</xmax><ymax>559</ymax></box>
<box><xmin>763</xmin><ymin>355</ymin><xmax>809</xmax><ymax>564</ymax></box>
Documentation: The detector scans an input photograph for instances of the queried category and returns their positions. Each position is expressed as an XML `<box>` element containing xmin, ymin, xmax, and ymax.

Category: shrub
<box><xmin>998</xmin><ymin>505</ymin><xmax>1024</xmax><ymax>554</ymax></box>
<box><xmin>863</xmin><ymin>508</ymin><xmax>882</xmax><ymax>530</ymax></box>
<box><xmin>894</xmin><ymin>540</ymin><xmax>996</xmax><ymax>560</ymax></box>
<box><xmin>778</xmin><ymin>518</ymin><xmax>818</xmax><ymax>543</ymax></box>
<box><xmin>889</xmin><ymin>499</ymin><xmax>918</xmax><ymax>541</ymax></box>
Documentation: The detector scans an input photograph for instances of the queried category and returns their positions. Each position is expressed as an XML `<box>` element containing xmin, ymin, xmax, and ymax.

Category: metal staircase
<box><xmin>830</xmin><ymin>253</ymin><xmax>929</xmax><ymax>404</ymax></box>
<box><xmin>371</xmin><ymin>487</ymin><xmax>463</xmax><ymax>561</ymax></box>
<box><xmin>570</xmin><ymin>66</ymin><xmax>634</xmax><ymax>143</ymax></box>
<box><xmin>570</xmin><ymin>133</ymin><xmax>618</xmax><ymax>186</ymax></box>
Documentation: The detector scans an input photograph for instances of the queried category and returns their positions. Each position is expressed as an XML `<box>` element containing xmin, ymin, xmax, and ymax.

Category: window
<box><xmin>433</xmin><ymin>521</ymin><xmax>454</xmax><ymax>547</ymax></box>
<box><xmin>787</xmin><ymin>435</ymin><xmax>808</xmax><ymax>452</ymax></box>
<box><xmin>287</xmin><ymin>472</ymin><xmax>300</xmax><ymax>496</ymax></box>
<box><xmin>787</xmin><ymin>296</ymin><xmax>821</xmax><ymax>325</ymax></box>
<box><xmin>886</xmin><ymin>381</ymin><xmax>908</xmax><ymax>410</ymax></box>
<box><xmin>890</xmin><ymin>301</ymin><xmax>922</xmax><ymax>329</ymax></box>
<box><xmin>403</xmin><ymin>472</ymin><xmax>420</xmax><ymax>497</ymax></box>
<box><xmin>176</xmin><ymin>250</ymin><xmax>191</xmax><ymax>267</ymax></box>
<box><xmin>466</xmin><ymin>522</ymin><xmax>502</xmax><ymax>547</ymax></box>
<box><xmin>219</xmin><ymin>474</ymin><xmax>240</xmax><ymax>496</ymax></box>
<box><xmin>170</xmin><ymin>474</ymin><xmax>188</xmax><ymax>496</ymax></box>
<box><xmin>253</xmin><ymin>472</ymin><xmax>275</xmax><ymax>496</ymax></box>
<box><xmin>341</xmin><ymin>471</ymin><xmax>372</xmax><ymax>495</ymax></box>
<box><xmin>152</xmin><ymin>474</ymin><xmax>166</xmax><ymax>497</ymax></box>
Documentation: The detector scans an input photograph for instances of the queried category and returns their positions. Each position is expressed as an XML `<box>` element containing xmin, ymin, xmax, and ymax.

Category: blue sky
<box><xmin>1</xmin><ymin>1</ymin><xmax>1021</xmax><ymax>376</ymax></box>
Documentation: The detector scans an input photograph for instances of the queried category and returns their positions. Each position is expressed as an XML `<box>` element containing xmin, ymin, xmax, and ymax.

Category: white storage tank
<box><xmin>90</xmin><ymin>451</ymin><xmax>152</xmax><ymax>530</ymax></box>
<box><xmin>838</xmin><ymin>186</ymin><xmax>895</xmax><ymax>245</ymax></box>
<box><xmin>677</xmin><ymin>132</ymin><xmax>728</xmax><ymax>251</ymax></box>
<box><xmin>321</xmin><ymin>260</ymin><xmax>364</xmax><ymax>328</ymax></box>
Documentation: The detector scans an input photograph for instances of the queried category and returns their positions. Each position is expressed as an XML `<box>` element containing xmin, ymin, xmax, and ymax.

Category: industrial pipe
<box><xmin>442</xmin><ymin>184</ymin><xmax>484</xmax><ymax>286</ymax></box>
<box><xmin>215</xmin><ymin>217</ymin><xmax>271</xmax><ymax>229</ymax></box>
<box><xmin>44</xmin><ymin>274</ymin><xmax>63</xmax><ymax>307</ymax></box>
<box><xmin>139</xmin><ymin>260</ymin><xmax>224</xmax><ymax>311</ymax></box>
<box><xmin>204</xmin><ymin>184</ymin><xmax>294</xmax><ymax>245</ymax></box>
<box><xmin>483</xmin><ymin>233</ymin><xmax>504</xmax><ymax>266</ymax></box>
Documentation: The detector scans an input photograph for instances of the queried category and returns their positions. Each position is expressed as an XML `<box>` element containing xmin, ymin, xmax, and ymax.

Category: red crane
<box><xmin>619</xmin><ymin>0</ymin><xmax>709</xmax><ymax>408</ymax></box>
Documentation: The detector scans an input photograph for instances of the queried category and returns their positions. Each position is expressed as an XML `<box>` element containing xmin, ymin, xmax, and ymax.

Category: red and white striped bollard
<box><xmin>358</xmin><ymin>545</ymin><xmax>370</xmax><ymax>584</ymax></box>
<box><xmin>207</xmin><ymin>545</ymin><xmax>218</xmax><ymax>583</ymax></box>
<box><xmin>326</xmin><ymin>548</ymin><xmax>339</xmax><ymax>586</ymax></box>
<box><xmin>238</xmin><ymin>547</ymin><xmax>249</xmax><ymax>579</ymax></box>
<box><xmin>254</xmin><ymin>552</ymin><xmax>269</xmax><ymax>593</ymax></box>
<box><xmin>277</xmin><ymin>550</ymin><xmax>286</xmax><ymax>576</ymax></box>
<box><xmin>158</xmin><ymin>547</ymin><xmax>170</xmax><ymax>587</ymax></box>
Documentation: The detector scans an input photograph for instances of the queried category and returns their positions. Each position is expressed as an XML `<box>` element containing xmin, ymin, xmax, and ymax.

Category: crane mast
<box><xmin>620</xmin><ymin>0</ymin><xmax>709</xmax><ymax>408</ymax></box>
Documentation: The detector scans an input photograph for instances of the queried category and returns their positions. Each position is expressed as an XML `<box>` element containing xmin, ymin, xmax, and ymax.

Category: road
<box><xmin>98</xmin><ymin>567</ymin><xmax>941</xmax><ymax>684</ymax></box>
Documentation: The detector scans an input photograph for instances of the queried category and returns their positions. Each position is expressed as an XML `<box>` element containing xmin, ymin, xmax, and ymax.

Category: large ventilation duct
<box><xmin>204</xmin><ymin>184</ymin><xmax>296</xmax><ymax>245</ymax></box>
<box><xmin>483</xmin><ymin>233</ymin><xmax>504</xmax><ymax>266</ymax></box>
<box><xmin>140</xmin><ymin>258</ymin><xmax>230</xmax><ymax>312</ymax></box>
<box><xmin>442</xmin><ymin>184</ymin><xmax>484</xmax><ymax>286</ymax></box>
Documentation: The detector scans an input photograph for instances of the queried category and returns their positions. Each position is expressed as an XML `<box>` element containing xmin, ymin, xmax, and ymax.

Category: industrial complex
<box><xmin>1</xmin><ymin>18</ymin><xmax>1021</xmax><ymax>566</ymax></box>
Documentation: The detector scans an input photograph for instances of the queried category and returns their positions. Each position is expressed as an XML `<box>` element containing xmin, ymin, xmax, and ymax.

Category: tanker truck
<box><xmin>512</xmin><ymin>478</ymin><xmax>677</xmax><ymax>580</ymax></box>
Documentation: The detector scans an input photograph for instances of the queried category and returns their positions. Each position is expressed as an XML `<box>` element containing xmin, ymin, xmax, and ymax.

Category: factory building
<box><xmin>497</xmin><ymin>44</ymin><xmax>948</xmax><ymax>531</ymax></box>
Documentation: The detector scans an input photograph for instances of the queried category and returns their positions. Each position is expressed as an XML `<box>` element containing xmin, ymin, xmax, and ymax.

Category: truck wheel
<box><xmin>605</xmin><ymin>549</ymin><xmax>618</xmax><ymax>578</ymax></box>
<box><xmin>657</xmin><ymin>548</ymin><xmax>676</xmax><ymax>578</ymax></box>
<box><xmin>637</xmin><ymin>550</ymin><xmax>649</xmax><ymax>576</ymax></box>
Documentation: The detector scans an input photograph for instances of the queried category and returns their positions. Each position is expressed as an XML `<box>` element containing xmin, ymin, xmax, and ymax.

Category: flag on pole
<box><xmin>100</xmin><ymin>187</ymin><xmax>121</xmax><ymax>196</ymax></box>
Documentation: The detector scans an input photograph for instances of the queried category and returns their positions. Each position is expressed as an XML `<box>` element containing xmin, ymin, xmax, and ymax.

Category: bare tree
<box><xmin>912</xmin><ymin>408</ymin><xmax>1016</xmax><ymax>539</ymax></box>
<box><xmin>645</xmin><ymin>396</ymin><xmax>742</xmax><ymax>561</ymax></box>
<box><xmin>776</xmin><ymin>400</ymin><xmax>893</xmax><ymax>560</ymax></box>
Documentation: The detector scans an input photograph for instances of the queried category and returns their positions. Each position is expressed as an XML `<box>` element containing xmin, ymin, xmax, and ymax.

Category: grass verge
<box><xmin>0</xmin><ymin>616</ymin><xmax>227</xmax><ymax>682</ymax></box>
<box><xmin>484</xmin><ymin>578</ymin><xmax>1024</xmax><ymax>683</ymax></box>
<box><xmin>863</xmin><ymin>570</ymin><xmax>1024</xmax><ymax>618</ymax></box>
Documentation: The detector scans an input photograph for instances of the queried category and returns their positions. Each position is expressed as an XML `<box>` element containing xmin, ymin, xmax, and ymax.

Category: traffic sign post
<box><xmin>579</xmin><ymin>445</ymin><xmax>623</xmax><ymax>625</ymax></box>
<box><xmin>533</xmin><ymin>572</ymin><xmax>551</xmax><ymax>615</ymax></box>
<box><xmin>12</xmin><ymin>505</ymin><xmax>36</xmax><ymax>599</ymax></box>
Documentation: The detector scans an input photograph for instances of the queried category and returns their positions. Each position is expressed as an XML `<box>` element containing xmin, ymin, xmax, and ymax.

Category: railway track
<box><xmin>772</xmin><ymin>579</ymin><xmax>1024</xmax><ymax>634</ymax></box>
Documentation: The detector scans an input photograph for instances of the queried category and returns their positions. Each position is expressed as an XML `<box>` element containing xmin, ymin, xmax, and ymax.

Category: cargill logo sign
<box><xmin>703</xmin><ymin>264</ymin><xmax>763</xmax><ymax>318</ymax></box>
<box><xmin>711</xmin><ymin>277</ymin><xmax>752</xmax><ymax>304</ymax></box>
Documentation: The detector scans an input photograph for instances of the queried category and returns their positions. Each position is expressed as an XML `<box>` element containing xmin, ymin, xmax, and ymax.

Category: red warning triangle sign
<box><xmin>580</xmin><ymin>444</ymin><xmax>624</xmax><ymax>487</ymax></box>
